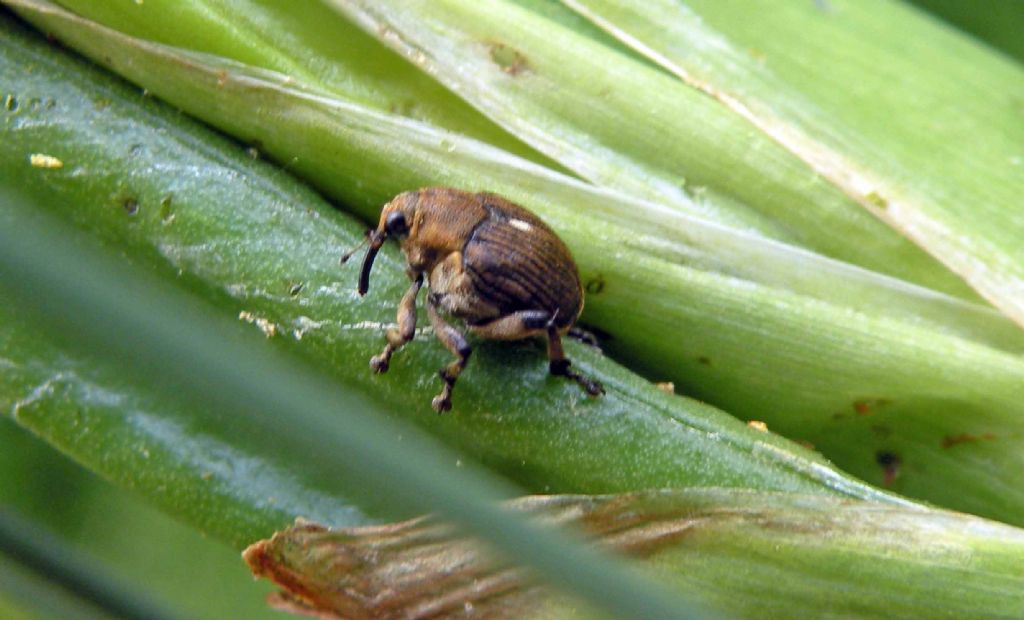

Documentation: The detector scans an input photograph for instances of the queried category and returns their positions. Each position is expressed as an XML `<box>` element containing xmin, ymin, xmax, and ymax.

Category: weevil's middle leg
<box><xmin>472</xmin><ymin>311</ymin><xmax>604</xmax><ymax>397</ymax></box>
<box><xmin>426</xmin><ymin>300</ymin><xmax>471</xmax><ymax>413</ymax></box>
<box><xmin>548</xmin><ymin>326</ymin><xmax>605</xmax><ymax>396</ymax></box>
<box><xmin>371</xmin><ymin>274</ymin><xmax>422</xmax><ymax>373</ymax></box>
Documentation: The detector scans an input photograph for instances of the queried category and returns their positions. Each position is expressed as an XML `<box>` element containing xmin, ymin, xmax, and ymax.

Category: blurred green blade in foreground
<box><xmin>0</xmin><ymin>416</ymin><xmax>288</xmax><ymax>620</ymax></box>
<box><xmin>0</xmin><ymin>508</ymin><xmax>181</xmax><ymax>620</ymax></box>
<box><xmin>561</xmin><ymin>0</ymin><xmax>1024</xmax><ymax>328</ymax></box>
<box><xmin>247</xmin><ymin>489</ymin><xmax>1024</xmax><ymax>620</ymax></box>
<box><xmin>8</xmin><ymin>0</ymin><xmax>1024</xmax><ymax>524</ymax></box>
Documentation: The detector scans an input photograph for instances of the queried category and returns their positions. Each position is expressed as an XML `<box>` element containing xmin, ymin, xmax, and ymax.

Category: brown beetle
<box><xmin>343</xmin><ymin>187</ymin><xmax>604</xmax><ymax>412</ymax></box>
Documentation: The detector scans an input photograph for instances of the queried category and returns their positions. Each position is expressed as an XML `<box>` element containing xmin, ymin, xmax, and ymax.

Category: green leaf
<box><xmin>246</xmin><ymin>489</ymin><xmax>1024</xmax><ymax>619</ymax></box>
<box><xmin>560</xmin><ymin>0</ymin><xmax>1024</xmax><ymax>327</ymax></box>
<box><xmin>48</xmin><ymin>0</ymin><xmax>551</xmax><ymax>166</ymax></box>
<box><xmin>8</xmin><ymin>0</ymin><xmax>1024</xmax><ymax>525</ymax></box>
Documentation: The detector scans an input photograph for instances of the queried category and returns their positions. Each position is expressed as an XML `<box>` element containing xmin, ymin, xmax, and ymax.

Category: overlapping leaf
<box><xmin>561</xmin><ymin>0</ymin><xmax>1024</xmax><ymax>327</ymax></box>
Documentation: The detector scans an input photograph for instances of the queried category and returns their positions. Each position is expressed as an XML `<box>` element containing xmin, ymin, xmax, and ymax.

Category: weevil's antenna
<box><xmin>339</xmin><ymin>231</ymin><xmax>372</xmax><ymax>264</ymax></box>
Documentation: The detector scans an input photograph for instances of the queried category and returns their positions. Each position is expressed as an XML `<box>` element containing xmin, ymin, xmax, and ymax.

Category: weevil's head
<box><xmin>344</xmin><ymin>191</ymin><xmax>419</xmax><ymax>296</ymax></box>
<box><xmin>376</xmin><ymin>190</ymin><xmax>417</xmax><ymax>243</ymax></box>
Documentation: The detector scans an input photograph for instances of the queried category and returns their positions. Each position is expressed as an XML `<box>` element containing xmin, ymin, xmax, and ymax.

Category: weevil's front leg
<box><xmin>426</xmin><ymin>300</ymin><xmax>472</xmax><ymax>413</ymax></box>
<box><xmin>370</xmin><ymin>273</ymin><xmax>422</xmax><ymax>373</ymax></box>
<box><xmin>547</xmin><ymin>326</ymin><xmax>605</xmax><ymax>396</ymax></box>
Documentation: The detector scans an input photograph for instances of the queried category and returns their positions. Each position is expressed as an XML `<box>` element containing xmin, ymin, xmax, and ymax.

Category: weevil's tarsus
<box><xmin>548</xmin><ymin>326</ymin><xmax>605</xmax><ymax>396</ymax></box>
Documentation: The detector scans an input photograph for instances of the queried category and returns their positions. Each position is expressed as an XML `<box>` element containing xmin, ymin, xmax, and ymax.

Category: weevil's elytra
<box><xmin>343</xmin><ymin>187</ymin><xmax>604</xmax><ymax>412</ymax></box>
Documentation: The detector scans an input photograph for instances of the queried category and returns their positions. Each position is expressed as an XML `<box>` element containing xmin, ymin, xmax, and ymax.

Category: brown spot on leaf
<box><xmin>489</xmin><ymin>42</ymin><xmax>530</xmax><ymax>75</ymax></box>
<box><xmin>942</xmin><ymin>432</ymin><xmax>996</xmax><ymax>449</ymax></box>
<box><xmin>122</xmin><ymin>197</ymin><xmax>139</xmax><ymax>215</ymax></box>
<box><xmin>159</xmin><ymin>195</ymin><xmax>174</xmax><ymax>223</ymax></box>
<box><xmin>584</xmin><ymin>275</ymin><xmax>605</xmax><ymax>295</ymax></box>
<box><xmin>869</xmin><ymin>424</ymin><xmax>892</xmax><ymax>438</ymax></box>
<box><xmin>865</xmin><ymin>191</ymin><xmax>888</xmax><ymax>210</ymax></box>
<box><xmin>853</xmin><ymin>397</ymin><xmax>890</xmax><ymax>415</ymax></box>
<box><xmin>876</xmin><ymin>450</ymin><xmax>901</xmax><ymax>487</ymax></box>
<box><xmin>389</xmin><ymin>98</ymin><xmax>418</xmax><ymax>117</ymax></box>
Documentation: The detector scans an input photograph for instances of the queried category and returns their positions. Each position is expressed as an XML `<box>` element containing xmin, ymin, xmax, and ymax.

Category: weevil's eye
<box><xmin>386</xmin><ymin>211</ymin><xmax>409</xmax><ymax>236</ymax></box>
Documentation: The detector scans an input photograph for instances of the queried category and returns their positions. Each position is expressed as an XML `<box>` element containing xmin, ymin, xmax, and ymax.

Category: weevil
<box><xmin>343</xmin><ymin>187</ymin><xmax>604</xmax><ymax>412</ymax></box>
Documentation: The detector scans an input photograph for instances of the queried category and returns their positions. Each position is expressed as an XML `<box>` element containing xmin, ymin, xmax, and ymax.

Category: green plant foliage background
<box><xmin>3</xmin><ymin>1</ymin><xmax>1024</xmax><ymax>618</ymax></box>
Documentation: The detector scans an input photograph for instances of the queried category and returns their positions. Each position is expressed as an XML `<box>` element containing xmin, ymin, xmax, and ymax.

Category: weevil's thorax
<box><xmin>392</xmin><ymin>188</ymin><xmax>489</xmax><ymax>273</ymax></box>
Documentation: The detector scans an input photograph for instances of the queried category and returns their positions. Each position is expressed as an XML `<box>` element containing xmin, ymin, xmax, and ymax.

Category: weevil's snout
<box><xmin>357</xmin><ymin>230</ymin><xmax>386</xmax><ymax>296</ymax></box>
<box><xmin>346</xmin><ymin>192</ymin><xmax>419</xmax><ymax>297</ymax></box>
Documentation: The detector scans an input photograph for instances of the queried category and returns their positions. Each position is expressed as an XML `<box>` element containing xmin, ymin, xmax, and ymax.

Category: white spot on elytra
<box><xmin>509</xmin><ymin>218</ymin><xmax>532</xmax><ymax>232</ymax></box>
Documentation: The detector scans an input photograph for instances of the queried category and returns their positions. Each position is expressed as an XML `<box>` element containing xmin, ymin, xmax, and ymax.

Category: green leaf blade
<box><xmin>51</xmin><ymin>0</ymin><xmax>552</xmax><ymax>166</ymax></box>
<box><xmin>563</xmin><ymin>0</ymin><xmax>1024</xmax><ymax>326</ymax></box>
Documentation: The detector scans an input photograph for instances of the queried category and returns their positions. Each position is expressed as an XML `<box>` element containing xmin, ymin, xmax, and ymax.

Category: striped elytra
<box><xmin>463</xmin><ymin>196</ymin><xmax>582</xmax><ymax>331</ymax></box>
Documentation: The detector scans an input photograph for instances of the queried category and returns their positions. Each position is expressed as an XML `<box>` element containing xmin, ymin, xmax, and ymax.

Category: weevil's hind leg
<box><xmin>426</xmin><ymin>301</ymin><xmax>472</xmax><ymax>413</ymax></box>
<box><xmin>371</xmin><ymin>274</ymin><xmax>422</xmax><ymax>373</ymax></box>
<box><xmin>468</xmin><ymin>309</ymin><xmax>551</xmax><ymax>340</ymax></box>
<box><xmin>548</xmin><ymin>326</ymin><xmax>605</xmax><ymax>396</ymax></box>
